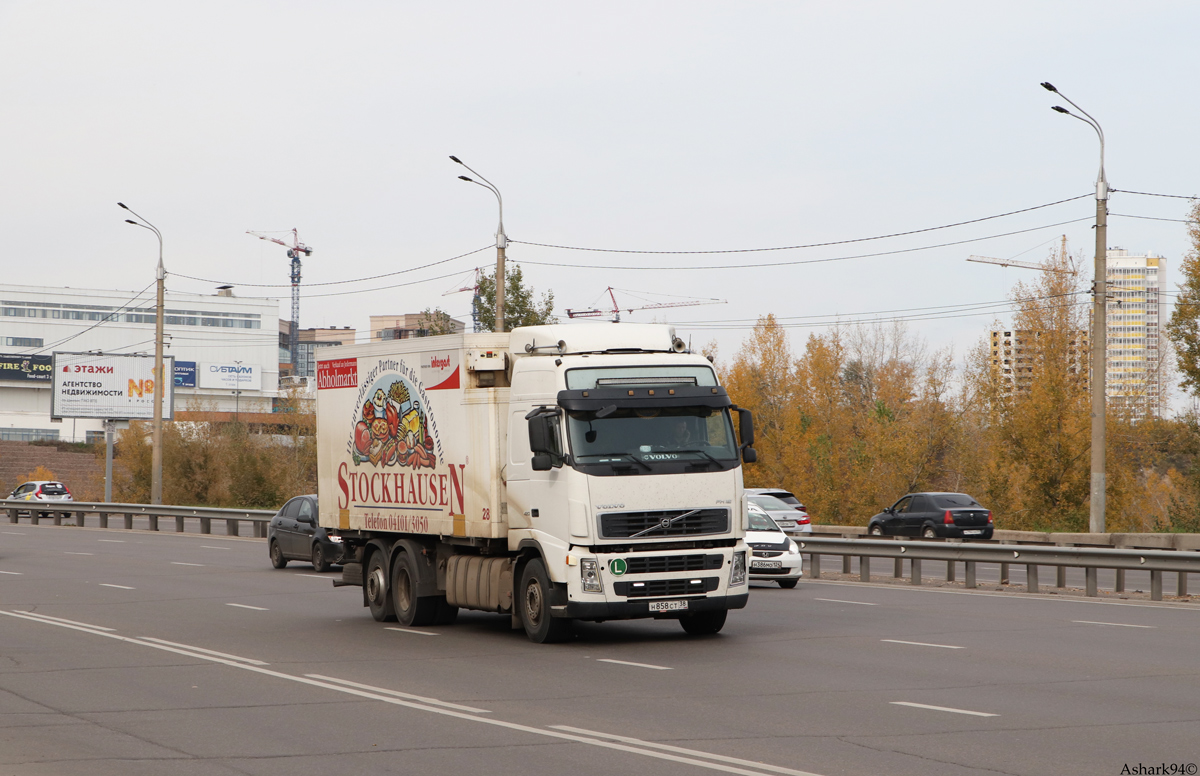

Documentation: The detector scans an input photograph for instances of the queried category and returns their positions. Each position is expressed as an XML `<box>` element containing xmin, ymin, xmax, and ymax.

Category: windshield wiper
<box><xmin>672</xmin><ymin>448</ymin><xmax>723</xmax><ymax>466</ymax></box>
<box><xmin>588</xmin><ymin>452</ymin><xmax>652</xmax><ymax>471</ymax></box>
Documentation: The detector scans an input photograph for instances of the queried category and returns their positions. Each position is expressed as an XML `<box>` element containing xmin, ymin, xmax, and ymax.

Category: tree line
<box><xmin>724</xmin><ymin>211</ymin><xmax>1200</xmax><ymax>533</ymax></box>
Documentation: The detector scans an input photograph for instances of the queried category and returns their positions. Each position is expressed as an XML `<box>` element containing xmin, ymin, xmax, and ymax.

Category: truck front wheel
<box><xmin>679</xmin><ymin>609</ymin><xmax>727</xmax><ymax>636</ymax></box>
<box><xmin>391</xmin><ymin>552</ymin><xmax>438</xmax><ymax>627</ymax></box>
<box><xmin>519</xmin><ymin>559</ymin><xmax>573</xmax><ymax>643</ymax></box>
<box><xmin>366</xmin><ymin>552</ymin><xmax>396</xmax><ymax>622</ymax></box>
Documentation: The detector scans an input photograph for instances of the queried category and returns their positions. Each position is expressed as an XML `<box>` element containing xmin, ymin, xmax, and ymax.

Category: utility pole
<box><xmin>450</xmin><ymin>156</ymin><xmax>507</xmax><ymax>331</ymax></box>
<box><xmin>119</xmin><ymin>202</ymin><xmax>166</xmax><ymax>505</ymax></box>
<box><xmin>1043</xmin><ymin>82</ymin><xmax>1108</xmax><ymax>533</ymax></box>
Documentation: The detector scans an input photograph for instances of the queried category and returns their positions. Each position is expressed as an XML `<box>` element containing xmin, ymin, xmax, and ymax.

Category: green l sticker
<box><xmin>608</xmin><ymin>558</ymin><xmax>628</xmax><ymax>576</ymax></box>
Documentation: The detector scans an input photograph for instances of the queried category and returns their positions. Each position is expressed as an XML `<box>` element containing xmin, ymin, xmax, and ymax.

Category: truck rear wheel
<box><xmin>391</xmin><ymin>552</ymin><xmax>438</xmax><ymax>627</ymax></box>
<box><xmin>519</xmin><ymin>559</ymin><xmax>573</xmax><ymax>643</ymax></box>
<box><xmin>366</xmin><ymin>552</ymin><xmax>396</xmax><ymax>622</ymax></box>
<box><xmin>679</xmin><ymin>609</ymin><xmax>727</xmax><ymax>635</ymax></box>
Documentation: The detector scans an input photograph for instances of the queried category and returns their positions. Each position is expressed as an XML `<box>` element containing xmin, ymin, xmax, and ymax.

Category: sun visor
<box><xmin>557</xmin><ymin>385</ymin><xmax>732</xmax><ymax>411</ymax></box>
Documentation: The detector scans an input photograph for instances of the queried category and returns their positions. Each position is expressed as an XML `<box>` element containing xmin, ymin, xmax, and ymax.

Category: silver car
<box><xmin>746</xmin><ymin>493</ymin><xmax>812</xmax><ymax>534</ymax></box>
<box><xmin>747</xmin><ymin>503</ymin><xmax>803</xmax><ymax>588</ymax></box>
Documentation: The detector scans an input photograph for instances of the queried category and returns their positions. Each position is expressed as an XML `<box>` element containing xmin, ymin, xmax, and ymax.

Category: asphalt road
<box><xmin>2</xmin><ymin>524</ymin><xmax>1198</xmax><ymax>776</ymax></box>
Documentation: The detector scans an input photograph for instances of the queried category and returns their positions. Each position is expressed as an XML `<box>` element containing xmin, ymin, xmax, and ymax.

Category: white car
<box><xmin>746</xmin><ymin>492</ymin><xmax>812</xmax><ymax>534</ymax></box>
<box><xmin>8</xmin><ymin>481</ymin><xmax>73</xmax><ymax>517</ymax></box>
<box><xmin>746</xmin><ymin>503</ymin><xmax>803</xmax><ymax>588</ymax></box>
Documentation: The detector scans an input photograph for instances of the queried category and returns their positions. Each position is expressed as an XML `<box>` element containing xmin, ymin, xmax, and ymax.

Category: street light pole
<box><xmin>450</xmin><ymin>156</ymin><xmax>507</xmax><ymax>331</ymax></box>
<box><xmin>119</xmin><ymin>202</ymin><xmax>166</xmax><ymax>506</ymax></box>
<box><xmin>1042</xmin><ymin>82</ymin><xmax>1109</xmax><ymax>533</ymax></box>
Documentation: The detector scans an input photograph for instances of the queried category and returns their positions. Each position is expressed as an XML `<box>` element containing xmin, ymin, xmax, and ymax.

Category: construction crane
<box><xmin>247</xmin><ymin>229</ymin><xmax>314</xmax><ymax>371</ymax></box>
<box><xmin>566</xmin><ymin>287</ymin><xmax>725</xmax><ymax>323</ymax></box>
<box><xmin>442</xmin><ymin>268</ymin><xmax>483</xmax><ymax>332</ymax></box>
<box><xmin>967</xmin><ymin>237</ymin><xmax>1076</xmax><ymax>275</ymax></box>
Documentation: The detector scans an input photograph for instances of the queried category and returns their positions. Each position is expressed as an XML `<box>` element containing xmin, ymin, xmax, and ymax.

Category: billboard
<box><xmin>199</xmin><ymin>362</ymin><xmax>261</xmax><ymax>391</ymax></box>
<box><xmin>51</xmin><ymin>352</ymin><xmax>175</xmax><ymax>420</ymax></box>
<box><xmin>174</xmin><ymin>361</ymin><xmax>196</xmax><ymax>388</ymax></box>
<box><xmin>0</xmin><ymin>354</ymin><xmax>52</xmax><ymax>383</ymax></box>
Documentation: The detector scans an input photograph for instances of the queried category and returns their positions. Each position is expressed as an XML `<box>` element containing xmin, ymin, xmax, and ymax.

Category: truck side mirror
<box><xmin>742</xmin><ymin>446</ymin><xmax>757</xmax><ymax>463</ymax></box>
<box><xmin>528</xmin><ymin>414</ymin><xmax>554</xmax><ymax>455</ymax></box>
<box><xmin>531</xmin><ymin>453</ymin><xmax>554</xmax><ymax>471</ymax></box>
<box><xmin>735</xmin><ymin>407</ymin><xmax>754</xmax><ymax>446</ymax></box>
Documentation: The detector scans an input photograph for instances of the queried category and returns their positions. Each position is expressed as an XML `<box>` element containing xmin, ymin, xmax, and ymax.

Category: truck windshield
<box><xmin>566</xmin><ymin>407</ymin><xmax>739</xmax><ymax>468</ymax></box>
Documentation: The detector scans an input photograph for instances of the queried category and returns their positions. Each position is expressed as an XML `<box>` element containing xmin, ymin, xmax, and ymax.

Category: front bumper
<box><xmin>564</xmin><ymin>592</ymin><xmax>749</xmax><ymax>620</ymax></box>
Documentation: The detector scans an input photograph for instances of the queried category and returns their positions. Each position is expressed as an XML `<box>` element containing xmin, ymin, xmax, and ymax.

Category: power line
<box><xmin>510</xmin><ymin>194</ymin><xmax>1091</xmax><ymax>255</ymax></box>
<box><xmin>1111</xmin><ymin>213</ymin><xmax>1197</xmax><ymax>224</ymax></box>
<box><xmin>1111</xmin><ymin>189</ymin><xmax>1199</xmax><ymax>201</ymax></box>
<box><xmin>512</xmin><ymin>217</ymin><xmax>1094</xmax><ymax>272</ymax></box>
<box><xmin>172</xmin><ymin>245</ymin><xmax>492</xmax><ymax>288</ymax></box>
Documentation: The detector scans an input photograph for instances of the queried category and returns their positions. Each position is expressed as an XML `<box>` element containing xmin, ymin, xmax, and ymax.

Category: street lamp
<box><xmin>450</xmin><ymin>156</ymin><xmax>508</xmax><ymax>332</ymax></box>
<box><xmin>119</xmin><ymin>202</ymin><xmax>166</xmax><ymax>506</ymax></box>
<box><xmin>1041</xmin><ymin>81</ymin><xmax>1108</xmax><ymax>533</ymax></box>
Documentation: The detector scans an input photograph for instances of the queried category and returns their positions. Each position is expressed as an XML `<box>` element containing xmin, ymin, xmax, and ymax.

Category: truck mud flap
<box><xmin>333</xmin><ymin>562</ymin><xmax>363</xmax><ymax>588</ymax></box>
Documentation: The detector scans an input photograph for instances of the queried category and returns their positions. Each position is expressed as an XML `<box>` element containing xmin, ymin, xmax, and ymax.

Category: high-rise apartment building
<box><xmin>1106</xmin><ymin>248</ymin><xmax>1166</xmax><ymax>419</ymax></box>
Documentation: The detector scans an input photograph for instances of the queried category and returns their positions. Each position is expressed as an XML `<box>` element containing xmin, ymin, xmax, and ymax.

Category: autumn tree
<box><xmin>1166</xmin><ymin>200</ymin><xmax>1200</xmax><ymax>394</ymax></box>
<box><xmin>961</xmin><ymin>241</ymin><xmax>1091</xmax><ymax>530</ymax></box>
<box><xmin>475</xmin><ymin>264</ymin><xmax>556</xmax><ymax>331</ymax></box>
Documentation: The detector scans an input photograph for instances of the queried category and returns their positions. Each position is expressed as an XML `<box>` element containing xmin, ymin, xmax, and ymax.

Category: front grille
<box><xmin>753</xmin><ymin>550</ymin><xmax>783</xmax><ymax>558</ymax></box>
<box><xmin>599</xmin><ymin>508</ymin><xmax>729</xmax><ymax>539</ymax></box>
<box><xmin>613</xmin><ymin>577</ymin><xmax>721</xmax><ymax>598</ymax></box>
<box><xmin>748</xmin><ymin>541</ymin><xmax>789</xmax><ymax>551</ymax></box>
<box><xmin>749</xmin><ymin>566</ymin><xmax>789</xmax><ymax>575</ymax></box>
<box><xmin>623</xmin><ymin>554</ymin><xmax>724</xmax><ymax>574</ymax></box>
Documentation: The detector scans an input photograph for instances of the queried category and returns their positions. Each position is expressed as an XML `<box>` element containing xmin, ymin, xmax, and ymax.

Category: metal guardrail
<box><xmin>797</xmin><ymin>536</ymin><xmax>1199</xmax><ymax>601</ymax></box>
<box><xmin>1</xmin><ymin>499</ymin><xmax>274</xmax><ymax>538</ymax></box>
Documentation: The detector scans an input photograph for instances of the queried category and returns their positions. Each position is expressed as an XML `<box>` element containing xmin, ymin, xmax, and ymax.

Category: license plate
<box><xmin>752</xmin><ymin>560</ymin><xmax>783</xmax><ymax>569</ymax></box>
<box><xmin>648</xmin><ymin>600</ymin><xmax>688</xmax><ymax>612</ymax></box>
<box><xmin>963</xmin><ymin>529</ymin><xmax>982</xmax><ymax>535</ymax></box>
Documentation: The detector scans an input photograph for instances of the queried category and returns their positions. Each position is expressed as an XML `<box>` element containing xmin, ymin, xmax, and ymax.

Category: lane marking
<box><xmin>0</xmin><ymin>570</ymin><xmax>22</xmax><ymax>575</ymax></box>
<box><xmin>552</xmin><ymin>726</ymin><xmax>825</xmax><ymax>776</ymax></box>
<box><xmin>64</xmin><ymin>552</ymin><xmax>93</xmax><ymax>556</ymax></box>
<box><xmin>139</xmin><ymin>637</ymin><xmax>268</xmax><ymax>665</ymax></box>
<box><xmin>171</xmin><ymin>562</ymin><xmax>205</xmax><ymax>567</ymax></box>
<box><xmin>99</xmin><ymin>584</ymin><xmax>135</xmax><ymax>590</ymax></box>
<box><xmin>808</xmin><ymin>579</ymin><xmax>1200</xmax><ymax>611</ymax></box>
<box><xmin>15</xmin><ymin>611</ymin><xmax>115</xmax><ymax>631</ymax></box>
<box><xmin>226</xmin><ymin>603</ymin><xmax>268</xmax><ymax>611</ymax></box>
<box><xmin>0</xmin><ymin>609</ymin><xmax>824</xmax><ymax>776</ymax></box>
<box><xmin>306</xmin><ymin>674</ymin><xmax>490</xmax><ymax>713</ymax></box>
<box><xmin>97</xmin><ymin>539</ymin><xmax>125</xmax><ymax>543</ymax></box>
<box><xmin>384</xmin><ymin>626</ymin><xmax>439</xmax><ymax>636</ymax></box>
<box><xmin>1072</xmin><ymin>620</ymin><xmax>1155</xmax><ymax>629</ymax></box>
<box><xmin>891</xmin><ymin>701</ymin><xmax>998</xmax><ymax>717</ymax></box>
<box><xmin>2</xmin><ymin>532</ymin><xmax>25</xmax><ymax>535</ymax></box>
<box><xmin>814</xmin><ymin>598</ymin><xmax>878</xmax><ymax>606</ymax></box>
<box><xmin>200</xmin><ymin>546</ymin><xmax>230</xmax><ymax>550</ymax></box>
<box><xmin>881</xmin><ymin>639</ymin><xmax>964</xmax><ymax>649</ymax></box>
<box><xmin>597</xmin><ymin>658</ymin><xmax>672</xmax><ymax>670</ymax></box>
<box><xmin>294</xmin><ymin>574</ymin><xmax>335</xmax><ymax>580</ymax></box>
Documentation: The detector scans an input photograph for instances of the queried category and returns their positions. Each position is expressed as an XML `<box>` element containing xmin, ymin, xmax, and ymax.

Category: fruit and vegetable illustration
<box><xmin>350</xmin><ymin>377</ymin><xmax>436</xmax><ymax>469</ymax></box>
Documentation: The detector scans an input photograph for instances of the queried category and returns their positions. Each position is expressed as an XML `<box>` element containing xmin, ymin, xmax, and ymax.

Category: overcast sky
<box><xmin>2</xmin><ymin>1</ymin><xmax>1197</xmax><ymax>400</ymax></box>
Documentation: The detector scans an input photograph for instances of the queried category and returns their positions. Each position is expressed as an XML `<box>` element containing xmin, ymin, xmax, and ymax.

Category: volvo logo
<box><xmin>659</xmin><ymin>517</ymin><xmax>673</xmax><ymax>529</ymax></box>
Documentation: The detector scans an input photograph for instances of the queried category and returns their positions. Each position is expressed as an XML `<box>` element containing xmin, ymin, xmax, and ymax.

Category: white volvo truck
<box><xmin>314</xmin><ymin>323</ymin><xmax>757</xmax><ymax>642</ymax></box>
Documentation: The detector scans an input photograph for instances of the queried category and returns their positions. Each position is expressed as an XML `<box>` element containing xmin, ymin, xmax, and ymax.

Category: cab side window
<box><xmin>893</xmin><ymin>496</ymin><xmax>913</xmax><ymax>513</ymax></box>
<box><xmin>282</xmin><ymin>498</ymin><xmax>302</xmax><ymax>518</ymax></box>
<box><xmin>297</xmin><ymin>499</ymin><xmax>315</xmax><ymax>521</ymax></box>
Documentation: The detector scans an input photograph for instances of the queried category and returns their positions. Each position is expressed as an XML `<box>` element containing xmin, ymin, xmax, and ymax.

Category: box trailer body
<box><xmin>314</xmin><ymin>323</ymin><xmax>754</xmax><ymax>642</ymax></box>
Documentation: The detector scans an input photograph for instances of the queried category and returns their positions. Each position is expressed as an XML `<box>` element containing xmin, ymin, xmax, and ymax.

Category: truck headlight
<box><xmin>730</xmin><ymin>551</ymin><xmax>746</xmax><ymax>586</ymax></box>
<box><xmin>581</xmin><ymin>558</ymin><xmax>603</xmax><ymax>593</ymax></box>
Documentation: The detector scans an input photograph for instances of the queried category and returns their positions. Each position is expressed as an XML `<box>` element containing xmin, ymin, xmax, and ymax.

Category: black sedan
<box><xmin>867</xmin><ymin>492</ymin><xmax>993</xmax><ymax>540</ymax></box>
<box><xmin>267</xmin><ymin>494</ymin><xmax>344</xmax><ymax>572</ymax></box>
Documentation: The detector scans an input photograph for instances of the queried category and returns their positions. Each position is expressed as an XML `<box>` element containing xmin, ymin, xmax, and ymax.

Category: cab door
<box><xmin>505</xmin><ymin>407</ymin><xmax>571</xmax><ymax>541</ymax></box>
<box><xmin>275</xmin><ymin>498</ymin><xmax>305</xmax><ymax>557</ymax></box>
<box><xmin>884</xmin><ymin>496</ymin><xmax>911</xmax><ymax>534</ymax></box>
